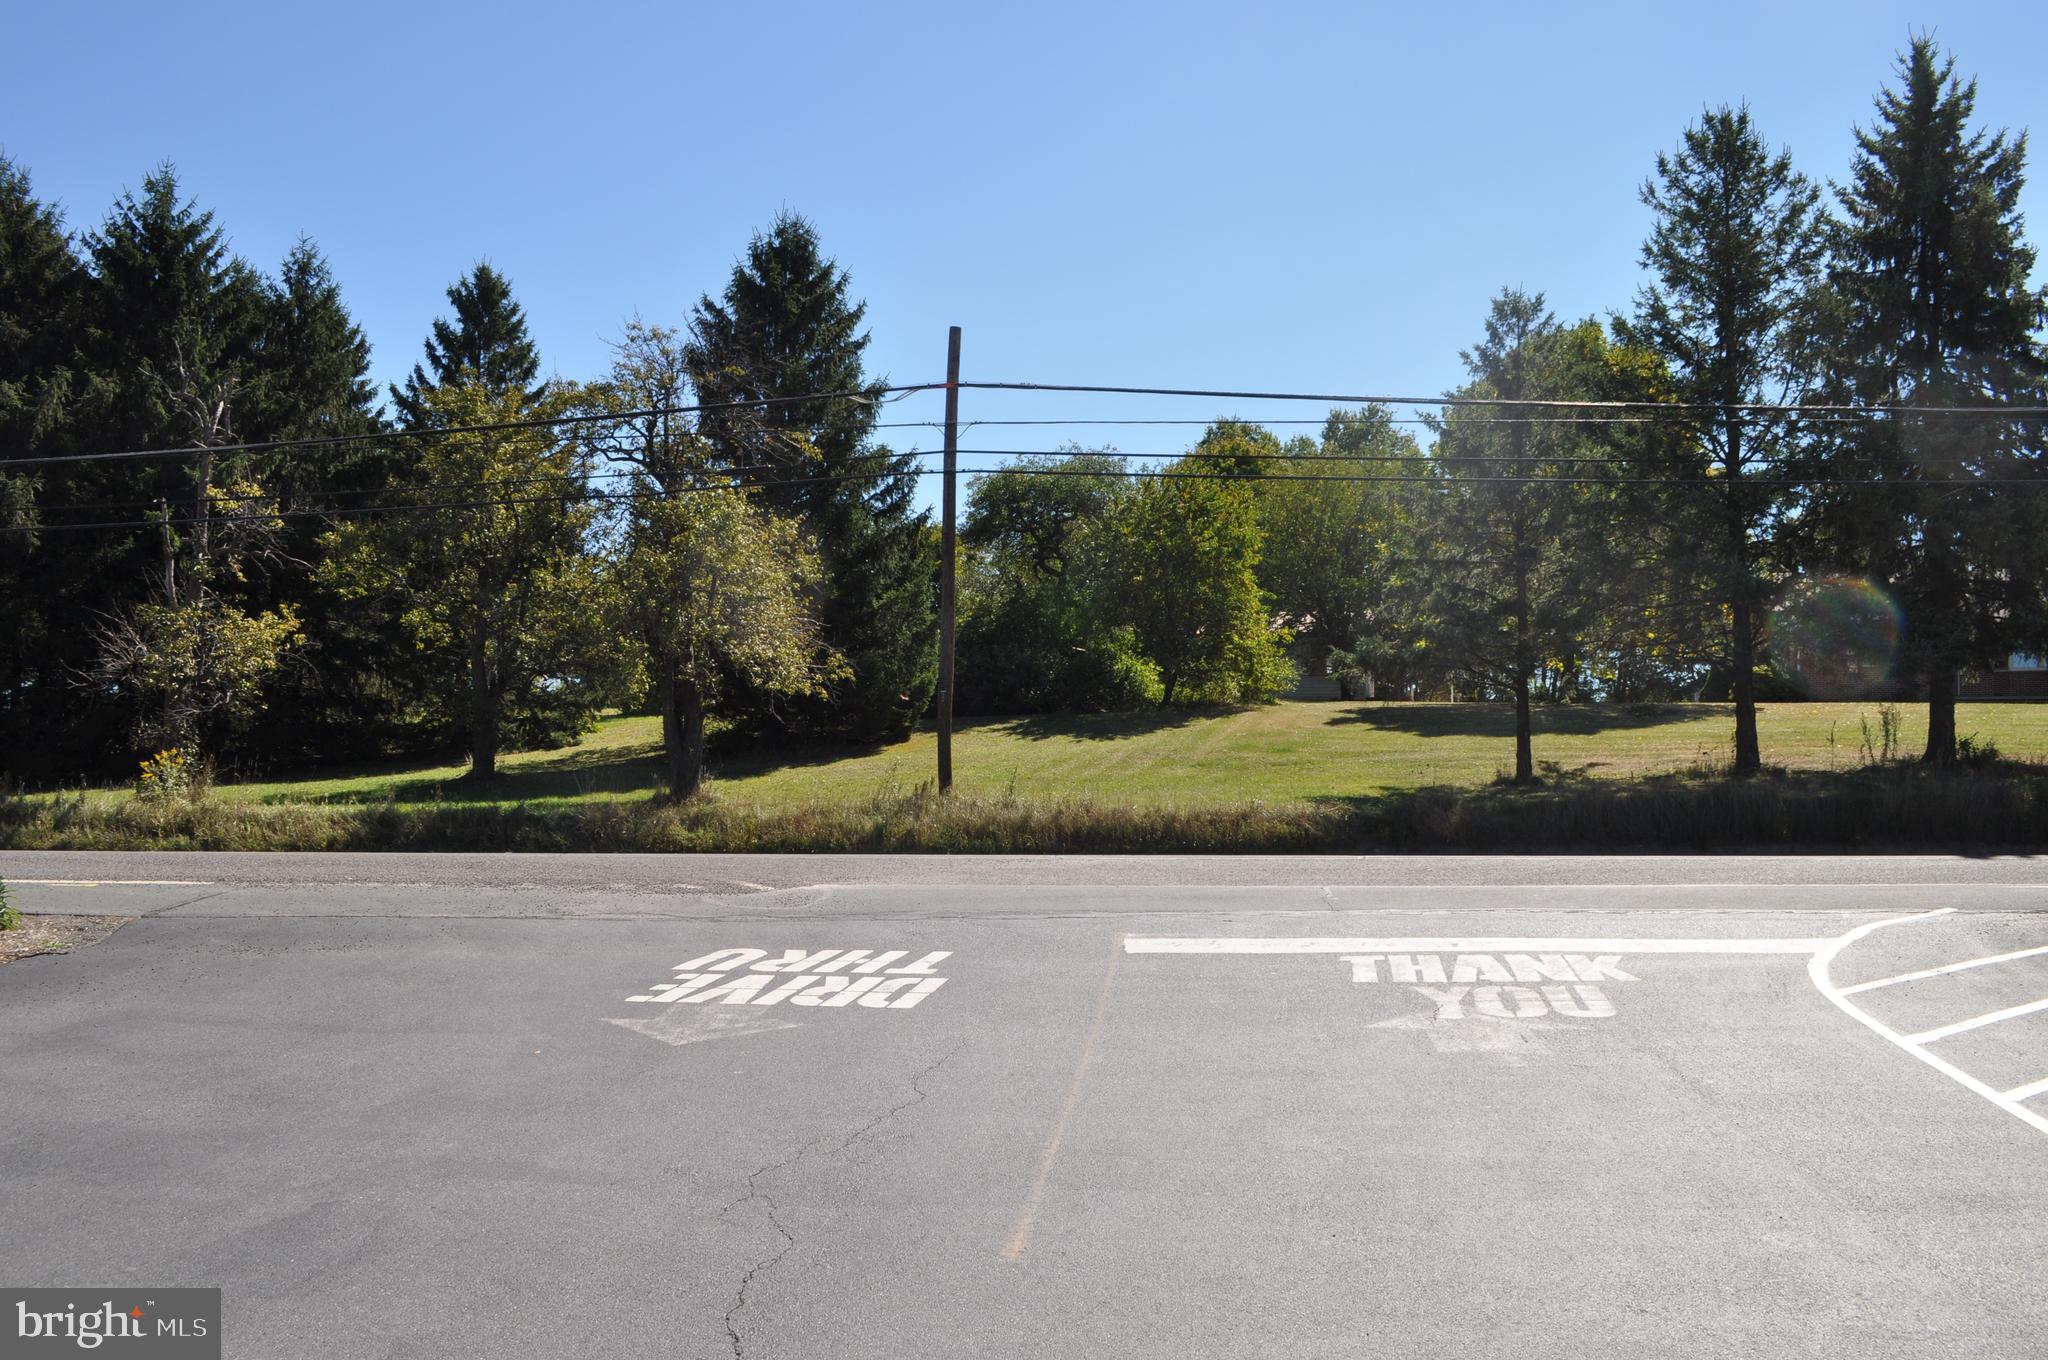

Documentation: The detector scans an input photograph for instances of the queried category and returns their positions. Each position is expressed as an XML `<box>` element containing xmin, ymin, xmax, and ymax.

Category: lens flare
<box><xmin>1766</xmin><ymin>575</ymin><xmax>1903</xmax><ymax>699</ymax></box>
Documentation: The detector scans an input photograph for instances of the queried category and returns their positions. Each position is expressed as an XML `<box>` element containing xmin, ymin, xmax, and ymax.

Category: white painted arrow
<box><xmin>1367</xmin><ymin>1011</ymin><xmax>1560</xmax><ymax>1062</ymax></box>
<box><xmin>604</xmin><ymin>1007</ymin><xmax>801</xmax><ymax>1048</ymax></box>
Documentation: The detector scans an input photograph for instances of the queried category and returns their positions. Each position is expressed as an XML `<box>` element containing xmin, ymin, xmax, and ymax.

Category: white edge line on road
<box><xmin>1809</xmin><ymin>909</ymin><xmax>2048</xmax><ymax>1140</ymax></box>
<box><xmin>1122</xmin><ymin>937</ymin><xmax>1836</xmax><ymax>954</ymax></box>
<box><xmin>2002</xmin><ymin>1075</ymin><xmax>2048</xmax><ymax>1102</ymax></box>
<box><xmin>7</xmin><ymin>879</ymin><xmax>215</xmax><ymax>886</ymax></box>
<box><xmin>1902</xmin><ymin>996</ymin><xmax>2048</xmax><ymax>1046</ymax></box>
<box><xmin>1839</xmin><ymin>943</ymin><xmax>2048</xmax><ymax>995</ymax></box>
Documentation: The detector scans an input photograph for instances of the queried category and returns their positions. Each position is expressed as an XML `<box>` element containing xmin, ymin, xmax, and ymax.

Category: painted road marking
<box><xmin>1343</xmin><ymin>952</ymin><xmax>1634</xmax><ymax>1022</ymax></box>
<box><xmin>2002</xmin><ymin>1075</ymin><xmax>2048</xmax><ymax>1102</ymax></box>
<box><xmin>1900</xmin><ymin>996</ymin><xmax>2048</xmax><ymax>1045</ymax></box>
<box><xmin>1838</xmin><ymin>943</ymin><xmax>2048</xmax><ymax>995</ymax></box>
<box><xmin>1809</xmin><ymin>909</ymin><xmax>2048</xmax><ymax>1140</ymax></box>
<box><xmin>624</xmin><ymin>948</ymin><xmax>952</xmax><ymax>1008</ymax></box>
<box><xmin>7</xmin><ymin>879</ymin><xmax>214</xmax><ymax>887</ymax></box>
<box><xmin>1124</xmin><ymin>936</ymin><xmax>1834</xmax><ymax>954</ymax></box>
<box><xmin>1003</xmin><ymin>933</ymin><xmax>1123</xmax><ymax>1264</ymax></box>
<box><xmin>605</xmin><ymin>1010</ymin><xmax>801</xmax><ymax>1048</ymax></box>
<box><xmin>1125</xmin><ymin>938</ymin><xmax>1801</xmax><ymax>1027</ymax></box>
<box><xmin>605</xmin><ymin>948</ymin><xmax>952</xmax><ymax>1049</ymax></box>
<box><xmin>1132</xmin><ymin>911</ymin><xmax>2048</xmax><ymax>1142</ymax></box>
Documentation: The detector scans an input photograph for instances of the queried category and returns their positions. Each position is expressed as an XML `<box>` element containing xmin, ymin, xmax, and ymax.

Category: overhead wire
<box><xmin>952</xmin><ymin>379</ymin><xmax>2048</xmax><ymax>417</ymax></box>
<box><xmin>0</xmin><ymin>382</ymin><xmax>937</xmax><ymax>471</ymax></box>
<box><xmin>6</xmin><ymin>374</ymin><xmax>2044</xmax><ymax>532</ymax></box>
<box><xmin>15</xmin><ymin>457</ymin><xmax>2043</xmax><ymax>537</ymax></box>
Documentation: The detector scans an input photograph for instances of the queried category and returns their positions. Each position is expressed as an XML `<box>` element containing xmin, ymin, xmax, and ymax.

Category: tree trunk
<box><xmin>467</xmin><ymin>634</ymin><xmax>499</xmax><ymax>780</ymax></box>
<box><xmin>678</xmin><ymin>675</ymin><xmax>708</xmax><ymax>799</ymax></box>
<box><xmin>1923</xmin><ymin>666</ymin><xmax>1957</xmax><ymax>768</ymax></box>
<box><xmin>658</xmin><ymin>657</ymin><xmax>710</xmax><ymax>800</ymax></box>
<box><xmin>1513</xmin><ymin>668</ymin><xmax>1534</xmax><ymax>784</ymax></box>
<box><xmin>1723</xmin><ymin>404</ymin><xmax>1762</xmax><ymax>776</ymax></box>
<box><xmin>1512</xmin><ymin>519</ymin><xmax>1535</xmax><ymax>784</ymax></box>
<box><xmin>660</xmin><ymin>658</ymin><xmax>684</xmax><ymax>795</ymax></box>
<box><xmin>1730</xmin><ymin>600</ymin><xmax>1761</xmax><ymax>775</ymax></box>
<box><xmin>1161</xmin><ymin>668</ymin><xmax>1178</xmax><ymax>706</ymax></box>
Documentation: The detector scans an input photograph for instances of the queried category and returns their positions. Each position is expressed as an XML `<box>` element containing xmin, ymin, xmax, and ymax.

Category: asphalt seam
<box><xmin>139</xmin><ymin>888</ymin><xmax>236</xmax><ymax>918</ymax></box>
<box><xmin>717</xmin><ymin>1042</ymin><xmax>961</xmax><ymax>1359</ymax></box>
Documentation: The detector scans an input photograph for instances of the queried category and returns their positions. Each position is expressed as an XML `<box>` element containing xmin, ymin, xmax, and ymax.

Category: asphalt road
<box><xmin>3</xmin><ymin>852</ymin><xmax>2045</xmax><ymax>1359</ymax></box>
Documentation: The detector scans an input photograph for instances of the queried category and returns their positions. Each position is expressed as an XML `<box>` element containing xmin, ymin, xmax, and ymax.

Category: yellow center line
<box><xmin>1002</xmin><ymin>931</ymin><xmax>1124</xmax><ymax>1263</ymax></box>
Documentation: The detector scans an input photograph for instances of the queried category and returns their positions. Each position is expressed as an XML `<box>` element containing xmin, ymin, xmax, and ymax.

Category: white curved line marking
<box><xmin>1810</xmin><ymin>908</ymin><xmax>2048</xmax><ymax>1139</ymax></box>
<box><xmin>1840</xmin><ymin>942</ymin><xmax>2048</xmax><ymax>994</ymax></box>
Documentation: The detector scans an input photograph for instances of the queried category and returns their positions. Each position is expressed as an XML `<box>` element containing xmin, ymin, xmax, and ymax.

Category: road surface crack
<box><xmin>718</xmin><ymin>1043</ymin><xmax>960</xmax><ymax>1358</ymax></box>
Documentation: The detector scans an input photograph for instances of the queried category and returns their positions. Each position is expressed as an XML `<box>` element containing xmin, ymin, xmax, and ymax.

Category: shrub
<box><xmin>0</xmin><ymin>878</ymin><xmax>17</xmax><ymax>931</ymax></box>
<box><xmin>135</xmin><ymin>747</ymin><xmax>193</xmax><ymax>803</ymax></box>
<box><xmin>1065</xmin><ymin>627</ymin><xmax>1165</xmax><ymax>710</ymax></box>
<box><xmin>1957</xmin><ymin>734</ymin><xmax>2001</xmax><ymax>768</ymax></box>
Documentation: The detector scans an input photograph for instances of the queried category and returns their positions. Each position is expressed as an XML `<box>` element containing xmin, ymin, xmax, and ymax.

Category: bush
<box><xmin>1064</xmin><ymin>627</ymin><xmax>1164</xmax><ymax>710</ymax></box>
<box><xmin>1957</xmin><ymin>734</ymin><xmax>2001</xmax><ymax>768</ymax></box>
<box><xmin>134</xmin><ymin>747</ymin><xmax>193</xmax><ymax>803</ymax></box>
<box><xmin>0</xmin><ymin>878</ymin><xmax>17</xmax><ymax>931</ymax></box>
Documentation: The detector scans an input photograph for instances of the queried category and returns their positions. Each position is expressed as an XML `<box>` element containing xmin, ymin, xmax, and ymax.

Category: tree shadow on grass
<box><xmin>984</xmin><ymin>707</ymin><xmax>1228</xmax><ymax>743</ymax></box>
<box><xmin>1326</xmin><ymin>701</ymin><xmax>1725</xmax><ymax>739</ymax></box>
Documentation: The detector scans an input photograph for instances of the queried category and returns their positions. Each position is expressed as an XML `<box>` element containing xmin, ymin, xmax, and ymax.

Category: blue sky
<box><xmin>5</xmin><ymin>1</ymin><xmax>2044</xmax><ymax>507</ymax></box>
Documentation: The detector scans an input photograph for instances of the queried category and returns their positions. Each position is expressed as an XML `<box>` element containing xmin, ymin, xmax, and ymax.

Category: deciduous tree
<box><xmin>319</xmin><ymin>382</ymin><xmax>600</xmax><ymax>778</ymax></box>
<box><xmin>609</xmin><ymin>489</ymin><xmax>842</xmax><ymax>798</ymax></box>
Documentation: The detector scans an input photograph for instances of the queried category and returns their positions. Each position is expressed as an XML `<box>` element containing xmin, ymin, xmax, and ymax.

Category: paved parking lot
<box><xmin>2</xmin><ymin>854</ymin><xmax>2044</xmax><ymax>1358</ymax></box>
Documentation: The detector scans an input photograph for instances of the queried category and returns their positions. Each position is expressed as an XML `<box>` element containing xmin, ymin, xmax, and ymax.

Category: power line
<box><xmin>877</xmin><ymin>412</ymin><xmax>1899</xmax><ymax>430</ymax></box>
<box><xmin>24</xmin><ymin>439</ymin><xmax>2026</xmax><ymax>521</ymax></box>
<box><xmin>14</xmin><ymin>467</ymin><xmax>914</xmax><ymax>535</ymax></box>
<box><xmin>955</xmin><ymin>379</ymin><xmax>2048</xmax><ymax>418</ymax></box>
<box><xmin>19</xmin><ymin>452</ymin><xmax>837</xmax><ymax>519</ymax></box>
<box><xmin>14</xmin><ymin>461</ymin><xmax>2043</xmax><ymax>537</ymax></box>
<box><xmin>8</xmin><ymin>377</ymin><xmax>2042</xmax><ymax>476</ymax></box>
<box><xmin>944</xmin><ymin>446</ymin><xmax>1929</xmax><ymax>470</ymax></box>
<box><xmin>0</xmin><ymin>383</ymin><xmax>938</xmax><ymax>472</ymax></box>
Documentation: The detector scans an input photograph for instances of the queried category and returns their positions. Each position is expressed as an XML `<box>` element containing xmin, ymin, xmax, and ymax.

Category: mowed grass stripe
<box><xmin>78</xmin><ymin>698</ymin><xmax>2048</xmax><ymax>811</ymax></box>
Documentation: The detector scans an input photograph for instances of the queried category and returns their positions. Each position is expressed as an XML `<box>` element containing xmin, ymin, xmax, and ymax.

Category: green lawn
<box><xmin>199</xmin><ymin>699</ymin><xmax>2048</xmax><ymax>811</ymax></box>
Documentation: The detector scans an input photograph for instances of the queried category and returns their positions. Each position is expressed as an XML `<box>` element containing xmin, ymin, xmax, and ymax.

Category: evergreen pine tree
<box><xmin>243</xmin><ymin>237</ymin><xmax>407</xmax><ymax>767</ymax></box>
<box><xmin>256</xmin><ymin>238</ymin><xmax>379</xmax><ymax>443</ymax></box>
<box><xmin>0</xmin><ymin>157</ymin><xmax>89</xmax><ymax>775</ymax></box>
<box><xmin>1422</xmin><ymin>292</ymin><xmax>1614</xmax><ymax>783</ymax></box>
<box><xmin>1618</xmin><ymin>106</ymin><xmax>1827</xmax><ymax>773</ymax></box>
<box><xmin>16</xmin><ymin>166</ymin><xmax>272</xmax><ymax>772</ymax></box>
<box><xmin>686</xmin><ymin>214</ymin><xmax>935</xmax><ymax>741</ymax></box>
<box><xmin>389</xmin><ymin>263</ymin><xmax>542</xmax><ymax>427</ymax></box>
<box><xmin>1819</xmin><ymin>39</ymin><xmax>2048</xmax><ymax>765</ymax></box>
<box><xmin>82</xmin><ymin>166</ymin><xmax>267</xmax><ymax>453</ymax></box>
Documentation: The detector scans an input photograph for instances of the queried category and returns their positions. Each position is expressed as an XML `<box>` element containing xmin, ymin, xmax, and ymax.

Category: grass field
<box><xmin>197</xmin><ymin>698</ymin><xmax>2048</xmax><ymax>810</ymax></box>
<box><xmin>6</xmin><ymin>700</ymin><xmax>2043</xmax><ymax>853</ymax></box>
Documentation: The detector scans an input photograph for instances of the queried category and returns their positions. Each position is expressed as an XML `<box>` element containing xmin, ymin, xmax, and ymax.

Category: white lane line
<box><xmin>1123</xmin><ymin>936</ymin><xmax>1835</xmax><ymax>955</ymax></box>
<box><xmin>1810</xmin><ymin>909</ymin><xmax>2048</xmax><ymax>1140</ymax></box>
<box><xmin>6</xmin><ymin>879</ymin><xmax>214</xmax><ymax>886</ymax></box>
<box><xmin>2002</xmin><ymin>1075</ymin><xmax>2048</xmax><ymax>1103</ymax></box>
<box><xmin>1838</xmin><ymin>943</ymin><xmax>2048</xmax><ymax>994</ymax></box>
<box><xmin>1902</xmin><ymin>997</ymin><xmax>2048</xmax><ymax>1045</ymax></box>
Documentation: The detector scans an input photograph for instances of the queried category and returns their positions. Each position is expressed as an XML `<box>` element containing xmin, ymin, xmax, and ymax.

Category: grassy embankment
<box><xmin>3</xmin><ymin>700</ymin><xmax>2045</xmax><ymax>852</ymax></box>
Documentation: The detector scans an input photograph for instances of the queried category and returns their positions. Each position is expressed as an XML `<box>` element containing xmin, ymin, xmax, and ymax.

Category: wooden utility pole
<box><xmin>937</xmin><ymin>326</ymin><xmax>961</xmax><ymax>793</ymax></box>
